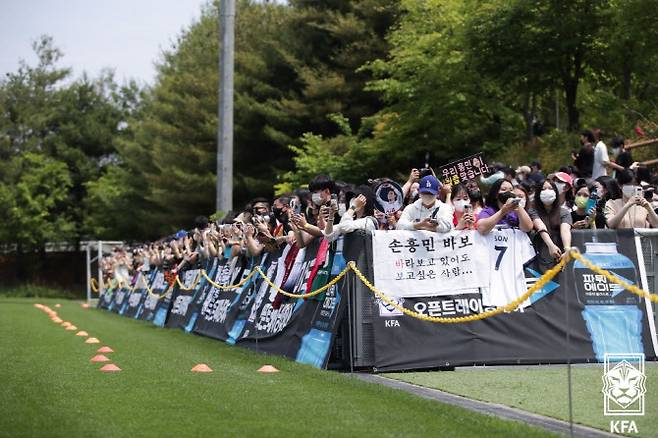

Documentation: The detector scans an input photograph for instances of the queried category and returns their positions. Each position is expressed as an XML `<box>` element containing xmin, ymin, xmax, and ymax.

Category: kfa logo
<box><xmin>603</xmin><ymin>353</ymin><xmax>646</xmax><ymax>415</ymax></box>
<box><xmin>603</xmin><ymin>353</ymin><xmax>646</xmax><ymax>434</ymax></box>
<box><xmin>378</xmin><ymin>297</ymin><xmax>404</xmax><ymax>317</ymax></box>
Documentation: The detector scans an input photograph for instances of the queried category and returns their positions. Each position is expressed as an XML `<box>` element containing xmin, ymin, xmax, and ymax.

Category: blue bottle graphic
<box><xmin>574</xmin><ymin>242</ymin><xmax>643</xmax><ymax>361</ymax></box>
<box><xmin>296</xmin><ymin>237</ymin><xmax>345</xmax><ymax>368</ymax></box>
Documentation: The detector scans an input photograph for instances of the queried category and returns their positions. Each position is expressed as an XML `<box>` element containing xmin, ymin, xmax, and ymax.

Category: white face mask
<box><xmin>311</xmin><ymin>192</ymin><xmax>323</xmax><ymax>206</ymax></box>
<box><xmin>453</xmin><ymin>199</ymin><xmax>469</xmax><ymax>212</ymax></box>
<box><xmin>540</xmin><ymin>189</ymin><xmax>557</xmax><ymax>205</ymax></box>
<box><xmin>622</xmin><ymin>185</ymin><xmax>637</xmax><ymax>198</ymax></box>
<box><xmin>555</xmin><ymin>182</ymin><xmax>566</xmax><ymax>194</ymax></box>
<box><xmin>420</xmin><ymin>193</ymin><xmax>436</xmax><ymax>206</ymax></box>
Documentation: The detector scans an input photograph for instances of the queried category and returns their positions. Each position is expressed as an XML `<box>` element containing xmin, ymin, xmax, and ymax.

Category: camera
<box><xmin>419</xmin><ymin>167</ymin><xmax>433</xmax><ymax>179</ymax></box>
<box><xmin>498</xmin><ymin>191</ymin><xmax>516</xmax><ymax>204</ymax></box>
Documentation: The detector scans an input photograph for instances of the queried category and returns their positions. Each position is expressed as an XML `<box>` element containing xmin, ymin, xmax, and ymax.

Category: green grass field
<box><xmin>0</xmin><ymin>297</ymin><xmax>557</xmax><ymax>438</ymax></box>
<box><xmin>388</xmin><ymin>364</ymin><xmax>658</xmax><ymax>437</ymax></box>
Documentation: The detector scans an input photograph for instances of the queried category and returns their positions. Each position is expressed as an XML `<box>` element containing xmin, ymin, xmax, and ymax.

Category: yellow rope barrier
<box><xmin>254</xmin><ymin>266</ymin><xmax>350</xmax><ymax>299</ymax></box>
<box><xmin>175</xmin><ymin>271</ymin><xmax>202</xmax><ymax>291</ymax></box>
<box><xmin>93</xmin><ymin>247</ymin><xmax>658</xmax><ymax>321</ymax></box>
<box><xmin>570</xmin><ymin>251</ymin><xmax>658</xmax><ymax>303</ymax></box>
<box><xmin>348</xmin><ymin>259</ymin><xmax>568</xmax><ymax>323</ymax></box>
<box><xmin>200</xmin><ymin>268</ymin><xmax>257</xmax><ymax>290</ymax></box>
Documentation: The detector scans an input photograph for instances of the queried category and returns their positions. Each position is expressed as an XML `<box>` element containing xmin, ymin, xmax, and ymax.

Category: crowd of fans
<box><xmin>100</xmin><ymin>130</ymin><xmax>658</xmax><ymax>286</ymax></box>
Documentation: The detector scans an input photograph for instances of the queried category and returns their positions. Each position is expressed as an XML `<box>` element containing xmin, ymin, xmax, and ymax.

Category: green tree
<box><xmin>600</xmin><ymin>0</ymin><xmax>658</xmax><ymax>101</ymax></box>
<box><xmin>281</xmin><ymin>0</ymin><xmax>399</xmax><ymax>136</ymax></box>
<box><xmin>467</xmin><ymin>0</ymin><xmax>606</xmax><ymax>131</ymax></box>
<box><xmin>0</xmin><ymin>152</ymin><xmax>74</xmax><ymax>273</ymax></box>
<box><xmin>112</xmin><ymin>0</ymin><xmax>301</xmax><ymax>235</ymax></box>
<box><xmin>0</xmin><ymin>35</ymin><xmax>133</xmax><ymax>242</ymax></box>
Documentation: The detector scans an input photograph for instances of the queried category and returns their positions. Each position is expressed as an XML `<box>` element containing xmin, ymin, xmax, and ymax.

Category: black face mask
<box><xmin>468</xmin><ymin>189</ymin><xmax>481</xmax><ymax>201</ymax></box>
<box><xmin>272</xmin><ymin>207</ymin><xmax>287</xmax><ymax>223</ymax></box>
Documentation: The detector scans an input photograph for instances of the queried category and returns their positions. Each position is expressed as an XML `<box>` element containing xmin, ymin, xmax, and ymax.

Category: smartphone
<box><xmin>330</xmin><ymin>193</ymin><xmax>338</xmax><ymax>210</ymax></box>
<box><xmin>463</xmin><ymin>204</ymin><xmax>473</xmax><ymax>214</ymax></box>
<box><xmin>428</xmin><ymin>207</ymin><xmax>440</xmax><ymax>224</ymax></box>
<box><xmin>635</xmin><ymin>186</ymin><xmax>643</xmax><ymax>198</ymax></box>
<box><xmin>510</xmin><ymin>198</ymin><xmax>521</xmax><ymax>206</ymax></box>
<box><xmin>290</xmin><ymin>198</ymin><xmax>301</xmax><ymax>215</ymax></box>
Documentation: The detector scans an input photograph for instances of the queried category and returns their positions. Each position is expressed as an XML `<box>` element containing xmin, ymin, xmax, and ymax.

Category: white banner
<box><xmin>372</xmin><ymin>228</ymin><xmax>536</xmax><ymax>301</ymax></box>
<box><xmin>372</xmin><ymin>230</ymin><xmax>490</xmax><ymax>297</ymax></box>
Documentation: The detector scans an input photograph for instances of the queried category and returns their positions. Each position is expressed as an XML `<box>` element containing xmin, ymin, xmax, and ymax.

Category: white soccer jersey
<box><xmin>480</xmin><ymin>228</ymin><xmax>536</xmax><ymax>309</ymax></box>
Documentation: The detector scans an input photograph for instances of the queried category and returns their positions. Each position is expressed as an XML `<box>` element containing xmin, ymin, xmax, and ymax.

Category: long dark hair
<box><xmin>596</xmin><ymin>176</ymin><xmax>621</xmax><ymax>200</ymax></box>
<box><xmin>484</xmin><ymin>179</ymin><xmax>508</xmax><ymax>211</ymax></box>
<box><xmin>451</xmin><ymin>183</ymin><xmax>470</xmax><ymax>201</ymax></box>
<box><xmin>534</xmin><ymin>180</ymin><xmax>562</xmax><ymax>230</ymax></box>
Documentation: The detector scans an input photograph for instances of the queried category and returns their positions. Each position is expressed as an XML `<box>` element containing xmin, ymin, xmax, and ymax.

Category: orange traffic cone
<box><xmin>85</xmin><ymin>337</ymin><xmax>100</xmax><ymax>344</ymax></box>
<box><xmin>97</xmin><ymin>346</ymin><xmax>114</xmax><ymax>353</ymax></box>
<box><xmin>191</xmin><ymin>364</ymin><xmax>213</xmax><ymax>373</ymax></box>
<box><xmin>257</xmin><ymin>365</ymin><xmax>279</xmax><ymax>373</ymax></box>
<box><xmin>90</xmin><ymin>355</ymin><xmax>110</xmax><ymax>363</ymax></box>
<box><xmin>99</xmin><ymin>364</ymin><xmax>121</xmax><ymax>372</ymax></box>
<box><xmin>65</xmin><ymin>325</ymin><xmax>77</xmax><ymax>331</ymax></box>
<box><xmin>76</xmin><ymin>331</ymin><xmax>89</xmax><ymax>337</ymax></box>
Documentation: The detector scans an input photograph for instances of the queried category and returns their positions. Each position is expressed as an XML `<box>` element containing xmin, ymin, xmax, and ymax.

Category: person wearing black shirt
<box><xmin>610</xmin><ymin>135</ymin><xmax>635</xmax><ymax>171</ymax></box>
<box><xmin>573</xmin><ymin>130</ymin><xmax>595</xmax><ymax>178</ymax></box>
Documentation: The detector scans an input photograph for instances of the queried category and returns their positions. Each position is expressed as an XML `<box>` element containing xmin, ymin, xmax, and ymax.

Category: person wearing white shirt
<box><xmin>592</xmin><ymin>139</ymin><xmax>610</xmax><ymax>179</ymax></box>
<box><xmin>396</xmin><ymin>175</ymin><xmax>453</xmax><ymax>233</ymax></box>
<box><xmin>323</xmin><ymin>194</ymin><xmax>378</xmax><ymax>242</ymax></box>
<box><xmin>592</xmin><ymin>129</ymin><xmax>625</xmax><ymax>179</ymax></box>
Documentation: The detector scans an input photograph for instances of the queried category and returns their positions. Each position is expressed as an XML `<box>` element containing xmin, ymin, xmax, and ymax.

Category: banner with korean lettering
<box><xmin>438</xmin><ymin>152</ymin><xmax>489</xmax><ymax>186</ymax></box>
<box><xmin>372</xmin><ymin>230</ymin><xmax>489</xmax><ymax>297</ymax></box>
<box><xmin>371</xmin><ymin>229</ymin><xmax>658</xmax><ymax>371</ymax></box>
<box><xmin>123</xmin><ymin>271</ymin><xmax>151</xmax><ymax>318</ymax></box>
<box><xmin>165</xmin><ymin>261</ymin><xmax>213</xmax><ymax>330</ymax></box>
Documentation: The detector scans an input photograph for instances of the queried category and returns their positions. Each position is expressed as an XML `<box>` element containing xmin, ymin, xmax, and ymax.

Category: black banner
<box><xmin>123</xmin><ymin>271</ymin><xmax>151</xmax><ymax>319</ymax></box>
<box><xmin>371</xmin><ymin>229</ymin><xmax>657</xmax><ymax>371</ymax></box>
<box><xmin>138</xmin><ymin>269</ymin><xmax>170</xmax><ymax>322</ymax></box>
<box><xmin>192</xmin><ymin>255</ymin><xmax>253</xmax><ymax>341</ymax></box>
<box><xmin>165</xmin><ymin>261</ymin><xmax>213</xmax><ymax>330</ymax></box>
<box><xmin>94</xmin><ymin>229</ymin><xmax>656</xmax><ymax>371</ymax></box>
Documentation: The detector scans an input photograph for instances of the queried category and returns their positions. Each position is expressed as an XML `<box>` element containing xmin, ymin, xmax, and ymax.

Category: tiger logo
<box><xmin>602</xmin><ymin>359</ymin><xmax>646</xmax><ymax>409</ymax></box>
